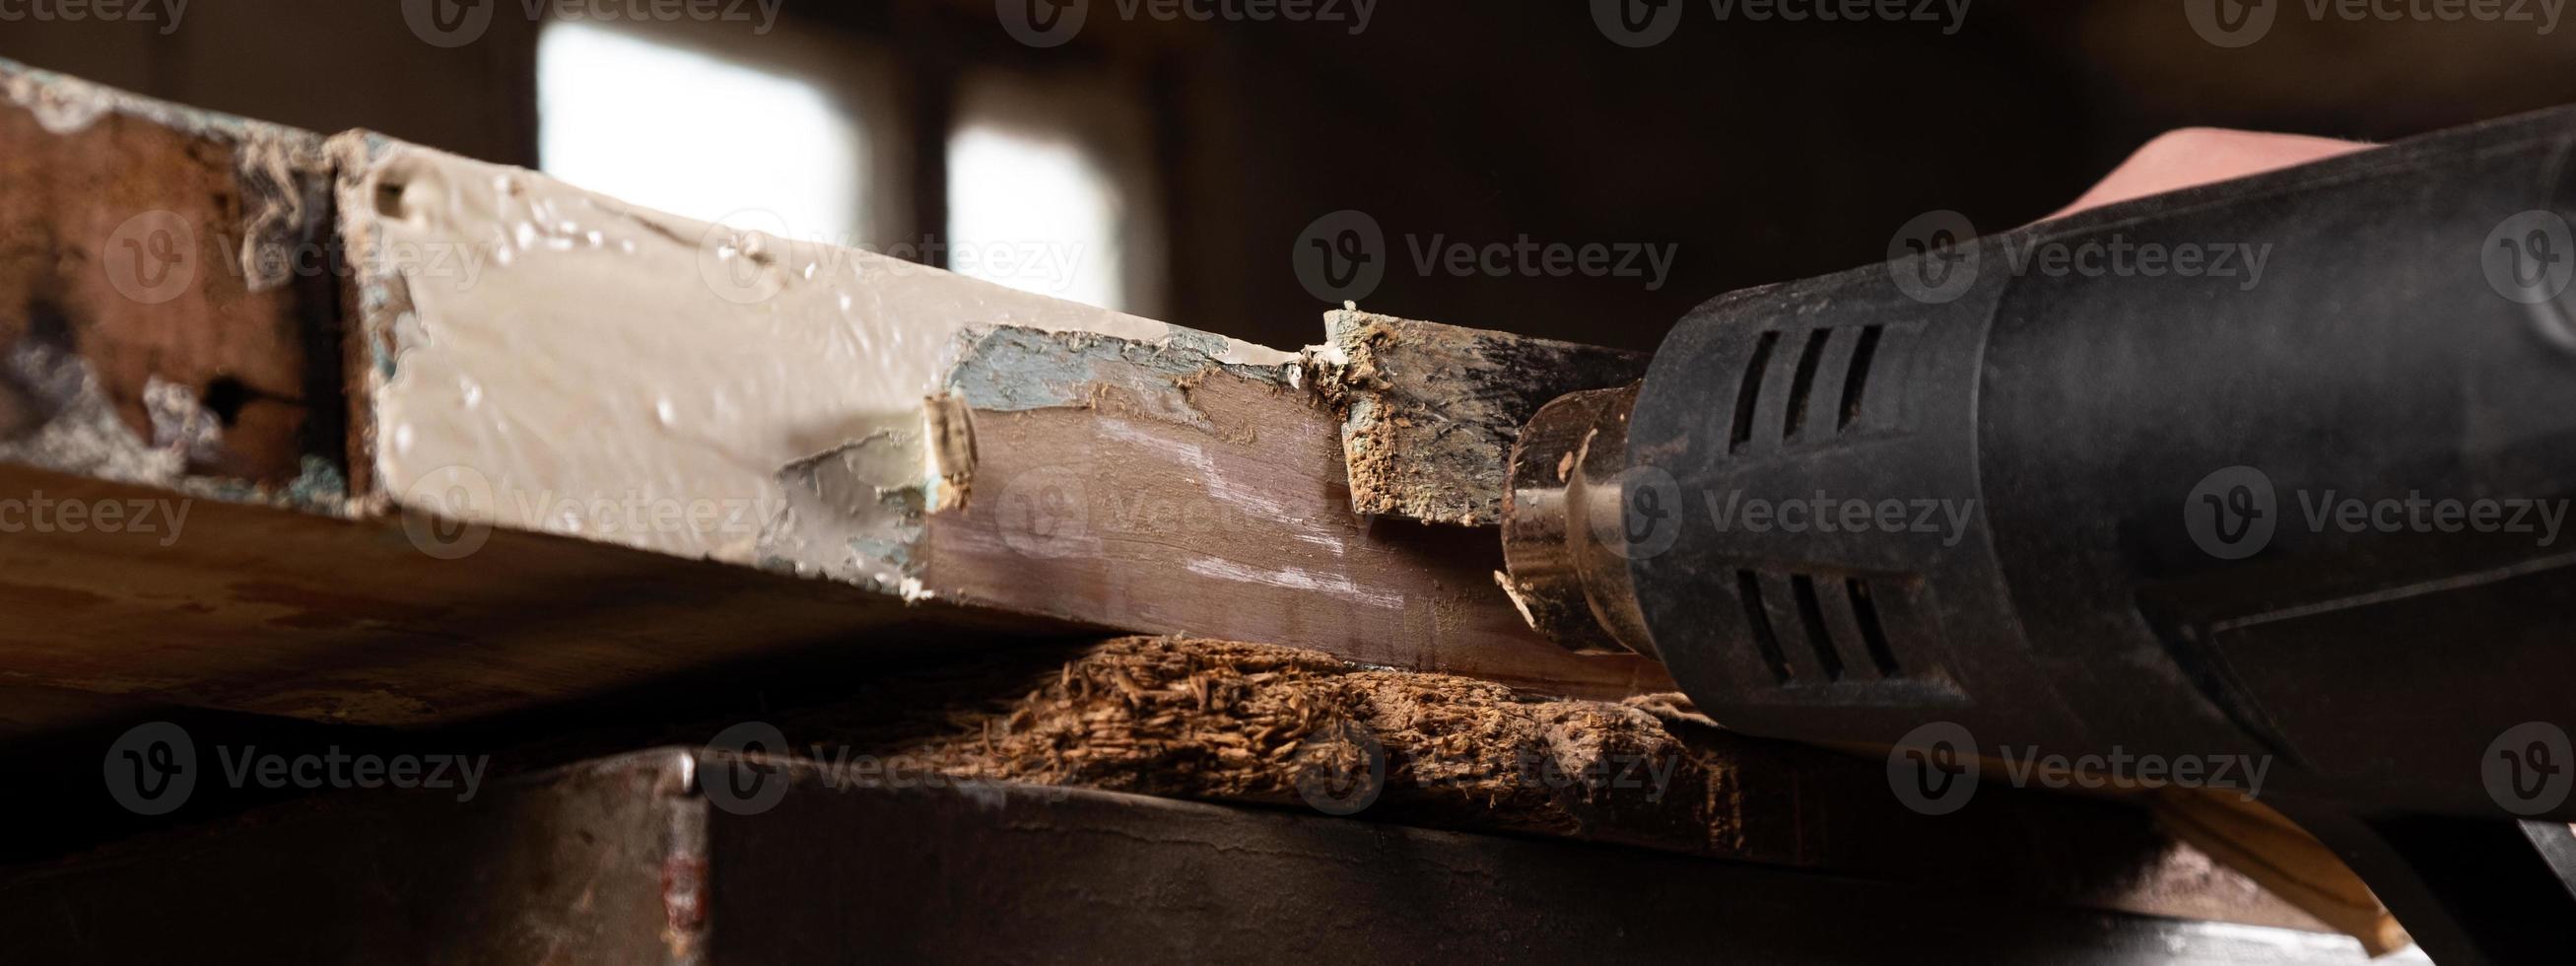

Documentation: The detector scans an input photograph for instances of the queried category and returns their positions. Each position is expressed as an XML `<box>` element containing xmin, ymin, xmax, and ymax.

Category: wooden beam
<box><xmin>2</xmin><ymin>746</ymin><xmax>2408</xmax><ymax>965</ymax></box>
<box><xmin>0</xmin><ymin>461</ymin><xmax>1080</xmax><ymax>731</ymax></box>
<box><xmin>0</xmin><ymin>59</ymin><xmax>342</xmax><ymax>494</ymax></box>
<box><xmin>0</xmin><ymin>61</ymin><xmax>1653</xmax><ymax>726</ymax></box>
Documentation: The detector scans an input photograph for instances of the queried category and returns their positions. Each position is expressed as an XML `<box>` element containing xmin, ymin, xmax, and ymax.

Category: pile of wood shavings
<box><xmin>902</xmin><ymin>636</ymin><xmax>1729</xmax><ymax>837</ymax></box>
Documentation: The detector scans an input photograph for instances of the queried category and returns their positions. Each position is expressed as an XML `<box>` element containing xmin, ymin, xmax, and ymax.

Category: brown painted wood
<box><xmin>0</xmin><ymin>65</ymin><xmax>341</xmax><ymax>488</ymax></box>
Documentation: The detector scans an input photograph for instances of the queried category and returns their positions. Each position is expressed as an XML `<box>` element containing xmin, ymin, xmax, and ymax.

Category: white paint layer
<box><xmin>341</xmin><ymin>138</ymin><xmax>1290</xmax><ymax>571</ymax></box>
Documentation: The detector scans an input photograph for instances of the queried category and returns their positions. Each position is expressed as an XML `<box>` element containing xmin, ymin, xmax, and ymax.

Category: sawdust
<box><xmin>901</xmin><ymin>636</ymin><xmax>1743</xmax><ymax>844</ymax></box>
<box><xmin>1302</xmin><ymin>316</ymin><xmax>1416</xmax><ymax>519</ymax></box>
<box><xmin>1300</xmin><ymin>310</ymin><xmax>1649</xmax><ymax>526</ymax></box>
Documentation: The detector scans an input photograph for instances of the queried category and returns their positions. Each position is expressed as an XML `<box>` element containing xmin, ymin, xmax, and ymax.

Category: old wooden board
<box><xmin>0</xmin><ymin>746</ymin><xmax>2410</xmax><ymax>965</ymax></box>
<box><xmin>1</xmin><ymin>61</ymin><xmax>1668</xmax><ymax>728</ymax></box>
<box><xmin>0</xmin><ymin>460</ymin><xmax>1083</xmax><ymax>731</ymax></box>
<box><xmin>0</xmin><ymin>61</ymin><xmax>342</xmax><ymax>494</ymax></box>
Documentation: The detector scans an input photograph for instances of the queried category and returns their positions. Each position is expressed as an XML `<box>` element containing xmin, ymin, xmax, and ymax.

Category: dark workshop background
<box><xmin>5</xmin><ymin>0</ymin><xmax>2569</xmax><ymax>351</ymax></box>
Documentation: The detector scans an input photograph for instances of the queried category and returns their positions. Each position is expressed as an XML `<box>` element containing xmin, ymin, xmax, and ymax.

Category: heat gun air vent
<box><xmin>1729</xmin><ymin>324</ymin><xmax>1887</xmax><ymax>453</ymax></box>
<box><xmin>1736</xmin><ymin>569</ymin><xmax>1910</xmax><ymax>685</ymax></box>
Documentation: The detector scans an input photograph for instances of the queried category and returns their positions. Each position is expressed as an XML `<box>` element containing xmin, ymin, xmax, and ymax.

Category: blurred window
<box><xmin>537</xmin><ymin>20</ymin><xmax>865</xmax><ymax>242</ymax></box>
<box><xmin>947</xmin><ymin>121</ymin><xmax>1125</xmax><ymax>310</ymax></box>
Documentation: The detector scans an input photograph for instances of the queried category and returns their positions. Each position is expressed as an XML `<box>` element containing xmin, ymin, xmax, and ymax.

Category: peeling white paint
<box><xmin>340</xmin><ymin>138</ymin><xmax>1290</xmax><ymax>580</ymax></box>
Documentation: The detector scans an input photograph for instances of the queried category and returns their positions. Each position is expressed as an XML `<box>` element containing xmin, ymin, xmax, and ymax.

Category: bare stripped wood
<box><xmin>923</xmin><ymin>329</ymin><xmax>1669</xmax><ymax>699</ymax></box>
